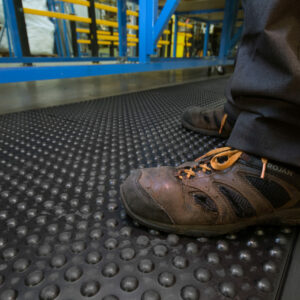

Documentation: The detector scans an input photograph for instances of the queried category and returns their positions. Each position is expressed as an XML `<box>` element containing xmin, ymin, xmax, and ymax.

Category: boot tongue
<box><xmin>240</xmin><ymin>152</ymin><xmax>262</xmax><ymax>169</ymax></box>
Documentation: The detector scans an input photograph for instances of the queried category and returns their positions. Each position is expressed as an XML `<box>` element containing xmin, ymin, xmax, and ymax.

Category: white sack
<box><xmin>0</xmin><ymin>0</ymin><xmax>55</xmax><ymax>55</ymax></box>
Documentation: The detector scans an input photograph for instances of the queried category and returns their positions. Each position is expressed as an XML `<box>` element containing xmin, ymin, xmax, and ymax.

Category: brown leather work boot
<box><xmin>121</xmin><ymin>147</ymin><xmax>300</xmax><ymax>236</ymax></box>
<box><xmin>181</xmin><ymin>105</ymin><xmax>233</xmax><ymax>138</ymax></box>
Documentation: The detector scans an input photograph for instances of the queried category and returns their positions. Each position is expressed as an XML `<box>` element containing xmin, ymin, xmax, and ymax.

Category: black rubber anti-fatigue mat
<box><xmin>0</xmin><ymin>77</ymin><xmax>296</xmax><ymax>300</ymax></box>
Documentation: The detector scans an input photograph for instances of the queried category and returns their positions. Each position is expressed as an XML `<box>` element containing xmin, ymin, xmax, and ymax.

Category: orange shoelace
<box><xmin>176</xmin><ymin>147</ymin><xmax>268</xmax><ymax>180</ymax></box>
<box><xmin>219</xmin><ymin>113</ymin><xmax>228</xmax><ymax>135</ymax></box>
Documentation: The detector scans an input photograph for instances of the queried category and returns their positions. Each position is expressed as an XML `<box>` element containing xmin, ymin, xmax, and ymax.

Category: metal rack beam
<box><xmin>0</xmin><ymin>58</ymin><xmax>234</xmax><ymax>83</ymax></box>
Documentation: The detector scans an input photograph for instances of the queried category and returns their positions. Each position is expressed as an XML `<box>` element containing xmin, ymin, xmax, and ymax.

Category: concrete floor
<box><xmin>0</xmin><ymin>67</ymin><xmax>232</xmax><ymax>115</ymax></box>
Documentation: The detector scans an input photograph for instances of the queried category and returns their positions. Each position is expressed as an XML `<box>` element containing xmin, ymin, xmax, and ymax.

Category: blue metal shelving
<box><xmin>0</xmin><ymin>0</ymin><xmax>242</xmax><ymax>83</ymax></box>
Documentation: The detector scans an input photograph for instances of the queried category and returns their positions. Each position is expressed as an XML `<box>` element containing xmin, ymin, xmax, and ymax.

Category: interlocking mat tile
<box><xmin>0</xmin><ymin>78</ymin><xmax>296</xmax><ymax>300</ymax></box>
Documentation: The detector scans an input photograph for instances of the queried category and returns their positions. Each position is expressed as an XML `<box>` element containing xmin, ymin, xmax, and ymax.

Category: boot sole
<box><xmin>181</xmin><ymin>117</ymin><xmax>230</xmax><ymax>139</ymax></box>
<box><xmin>121</xmin><ymin>186</ymin><xmax>300</xmax><ymax>236</ymax></box>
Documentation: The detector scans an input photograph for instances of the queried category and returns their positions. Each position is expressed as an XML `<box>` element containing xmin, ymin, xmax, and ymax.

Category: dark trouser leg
<box><xmin>225</xmin><ymin>0</ymin><xmax>300</xmax><ymax>167</ymax></box>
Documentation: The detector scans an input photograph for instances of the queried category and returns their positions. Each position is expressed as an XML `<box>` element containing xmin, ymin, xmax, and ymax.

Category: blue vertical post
<box><xmin>117</xmin><ymin>0</ymin><xmax>127</xmax><ymax>58</ymax></box>
<box><xmin>219</xmin><ymin>0</ymin><xmax>239</xmax><ymax>59</ymax></box>
<box><xmin>139</xmin><ymin>0</ymin><xmax>157</xmax><ymax>63</ymax></box>
<box><xmin>172</xmin><ymin>14</ymin><xmax>178</xmax><ymax>58</ymax></box>
<box><xmin>139</xmin><ymin>0</ymin><xmax>179</xmax><ymax>62</ymax></box>
<box><xmin>3</xmin><ymin>0</ymin><xmax>23</xmax><ymax>57</ymax></box>
<box><xmin>2</xmin><ymin>0</ymin><xmax>13</xmax><ymax>57</ymax></box>
<box><xmin>138</xmin><ymin>0</ymin><xmax>145</xmax><ymax>62</ymax></box>
<box><xmin>203</xmin><ymin>22</ymin><xmax>210</xmax><ymax>57</ymax></box>
<box><xmin>48</xmin><ymin>0</ymin><xmax>64</xmax><ymax>56</ymax></box>
<box><xmin>153</xmin><ymin>0</ymin><xmax>180</xmax><ymax>47</ymax></box>
<box><xmin>60</xmin><ymin>1</ymin><xmax>71</xmax><ymax>57</ymax></box>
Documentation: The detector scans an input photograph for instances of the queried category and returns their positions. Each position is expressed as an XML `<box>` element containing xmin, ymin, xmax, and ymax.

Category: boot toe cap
<box><xmin>182</xmin><ymin>106</ymin><xmax>205</xmax><ymax>127</ymax></box>
<box><xmin>182</xmin><ymin>106</ymin><xmax>197</xmax><ymax>122</ymax></box>
<box><xmin>121</xmin><ymin>170</ymin><xmax>173</xmax><ymax>225</ymax></box>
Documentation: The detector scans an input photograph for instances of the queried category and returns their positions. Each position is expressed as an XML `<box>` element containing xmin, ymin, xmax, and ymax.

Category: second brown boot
<box><xmin>181</xmin><ymin>105</ymin><xmax>233</xmax><ymax>138</ymax></box>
